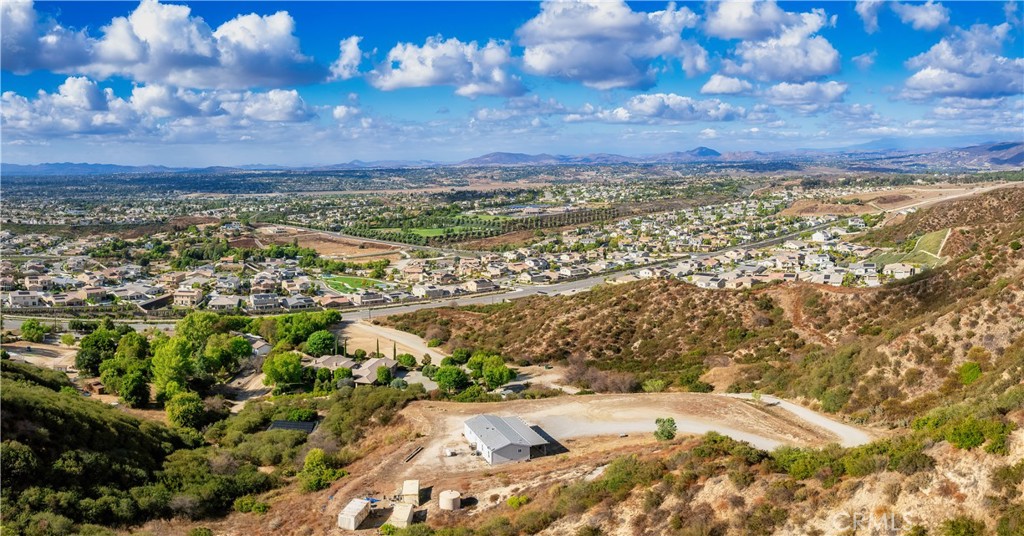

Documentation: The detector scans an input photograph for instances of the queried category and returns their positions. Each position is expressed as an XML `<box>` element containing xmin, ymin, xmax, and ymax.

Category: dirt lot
<box><xmin>254</xmin><ymin>225</ymin><xmax>400</xmax><ymax>259</ymax></box>
<box><xmin>780</xmin><ymin>184</ymin><xmax>1007</xmax><ymax>217</ymax></box>
<box><xmin>338</xmin><ymin>321</ymin><xmax>449</xmax><ymax>362</ymax></box>
<box><xmin>2</xmin><ymin>339</ymin><xmax>77</xmax><ymax>370</ymax></box>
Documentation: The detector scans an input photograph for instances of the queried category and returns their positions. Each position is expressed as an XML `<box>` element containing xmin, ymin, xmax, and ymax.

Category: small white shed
<box><xmin>389</xmin><ymin>502</ymin><xmax>415</xmax><ymax>529</ymax></box>
<box><xmin>337</xmin><ymin>498</ymin><xmax>370</xmax><ymax>530</ymax></box>
<box><xmin>402</xmin><ymin>479</ymin><xmax>421</xmax><ymax>506</ymax></box>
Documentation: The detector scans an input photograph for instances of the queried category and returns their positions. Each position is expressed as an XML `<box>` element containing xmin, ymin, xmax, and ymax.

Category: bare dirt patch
<box><xmin>2</xmin><ymin>340</ymin><xmax>76</xmax><ymax>370</ymax></box>
<box><xmin>254</xmin><ymin>225</ymin><xmax>400</xmax><ymax>259</ymax></box>
<box><xmin>780</xmin><ymin>199</ymin><xmax>875</xmax><ymax>217</ymax></box>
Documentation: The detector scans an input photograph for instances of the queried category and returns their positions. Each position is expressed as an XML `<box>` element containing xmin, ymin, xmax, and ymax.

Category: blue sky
<box><xmin>2</xmin><ymin>0</ymin><xmax>1021</xmax><ymax>165</ymax></box>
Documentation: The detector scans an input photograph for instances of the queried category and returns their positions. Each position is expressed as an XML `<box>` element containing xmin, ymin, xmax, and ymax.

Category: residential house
<box><xmin>883</xmin><ymin>263</ymin><xmax>917</xmax><ymax>280</ymax></box>
<box><xmin>558</xmin><ymin>267</ymin><xmax>589</xmax><ymax>278</ymax></box>
<box><xmin>46</xmin><ymin>294</ymin><xmax>85</xmax><ymax>307</ymax></box>
<box><xmin>352</xmin><ymin>290</ymin><xmax>385</xmax><ymax>306</ymax></box>
<box><xmin>354</xmin><ymin>358</ymin><xmax>398</xmax><ymax>385</ymax></box>
<box><xmin>412</xmin><ymin>284</ymin><xmax>446</xmax><ymax>299</ymax></box>
<box><xmin>207</xmin><ymin>295</ymin><xmax>241</xmax><ymax>311</ymax></box>
<box><xmin>464</xmin><ymin>279</ymin><xmax>498</xmax><ymax>293</ymax></box>
<box><xmin>248</xmin><ymin>293</ymin><xmax>281</xmax><ymax>311</ymax></box>
<box><xmin>282</xmin><ymin>295</ymin><xmax>315</xmax><ymax>310</ymax></box>
<box><xmin>692</xmin><ymin>274</ymin><xmax>725</xmax><ymax>289</ymax></box>
<box><xmin>310</xmin><ymin>355</ymin><xmax>357</xmax><ymax>371</ymax></box>
<box><xmin>78</xmin><ymin>286</ymin><xmax>107</xmax><ymax>302</ymax></box>
<box><xmin>316</xmin><ymin>295</ymin><xmax>353</xmax><ymax>308</ymax></box>
<box><xmin>524</xmin><ymin>257</ymin><xmax>550</xmax><ymax>270</ymax></box>
<box><xmin>849</xmin><ymin>262</ymin><xmax>877</xmax><ymax>276</ymax></box>
<box><xmin>8</xmin><ymin>291</ymin><xmax>41</xmax><ymax>307</ymax></box>
<box><xmin>174</xmin><ymin>288</ymin><xmax>205</xmax><ymax>307</ymax></box>
<box><xmin>517</xmin><ymin>272</ymin><xmax>550</xmax><ymax>284</ymax></box>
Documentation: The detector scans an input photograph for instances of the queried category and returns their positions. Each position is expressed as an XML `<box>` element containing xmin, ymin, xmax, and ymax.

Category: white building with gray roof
<box><xmin>463</xmin><ymin>414</ymin><xmax>548</xmax><ymax>465</ymax></box>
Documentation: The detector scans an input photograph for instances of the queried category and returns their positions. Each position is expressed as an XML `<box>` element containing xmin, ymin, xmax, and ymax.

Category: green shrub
<box><xmin>299</xmin><ymin>448</ymin><xmax>346</xmax><ymax>492</ymax></box>
<box><xmin>234</xmin><ymin>496</ymin><xmax>252</xmax><ymax>512</ymax></box>
<box><xmin>958</xmin><ymin>362</ymin><xmax>982</xmax><ymax>385</ymax></box>
<box><xmin>997</xmin><ymin>504</ymin><xmax>1024</xmax><ymax>536</ymax></box>
<box><xmin>654</xmin><ymin>417</ymin><xmax>677</xmax><ymax>441</ymax></box>
<box><xmin>945</xmin><ymin>418</ymin><xmax>987</xmax><ymax>449</ymax></box>
<box><xmin>642</xmin><ymin>379</ymin><xmax>667</xmax><ymax>392</ymax></box>
<box><xmin>506</xmin><ymin>494</ymin><xmax>530</xmax><ymax>509</ymax></box>
<box><xmin>188</xmin><ymin>529</ymin><xmax>214</xmax><ymax>536</ymax></box>
<box><xmin>941</xmin><ymin>516</ymin><xmax>986</xmax><ymax>536</ymax></box>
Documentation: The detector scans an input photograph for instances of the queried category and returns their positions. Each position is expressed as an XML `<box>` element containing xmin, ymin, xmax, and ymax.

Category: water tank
<box><xmin>439</xmin><ymin>490</ymin><xmax>462</xmax><ymax>511</ymax></box>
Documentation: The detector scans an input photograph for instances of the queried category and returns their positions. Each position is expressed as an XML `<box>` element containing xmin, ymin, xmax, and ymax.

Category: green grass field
<box><xmin>868</xmin><ymin>228</ymin><xmax>948</xmax><ymax>269</ymax></box>
<box><xmin>323</xmin><ymin>275</ymin><xmax>385</xmax><ymax>292</ymax></box>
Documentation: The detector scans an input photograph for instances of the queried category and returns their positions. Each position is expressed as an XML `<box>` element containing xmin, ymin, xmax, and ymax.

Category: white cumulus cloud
<box><xmin>852</xmin><ymin>51</ymin><xmax>877</xmax><ymax>70</ymax></box>
<box><xmin>704</xmin><ymin>0</ymin><xmax>800</xmax><ymax>40</ymax></box>
<box><xmin>2</xmin><ymin>76</ymin><xmax>320</xmax><ymax>141</ymax></box>
<box><xmin>1</xmin><ymin>0</ymin><xmax>325</xmax><ymax>89</ymax></box>
<box><xmin>764</xmin><ymin>80</ymin><xmax>848</xmax><ymax>114</ymax></box>
<box><xmin>567</xmin><ymin>93</ymin><xmax>746</xmax><ymax>124</ymax></box>
<box><xmin>516</xmin><ymin>0</ymin><xmax>706</xmax><ymax>90</ymax></box>
<box><xmin>721</xmin><ymin>8</ymin><xmax>841</xmax><ymax>83</ymax></box>
<box><xmin>902</xmin><ymin>23</ymin><xmax>1024</xmax><ymax>100</ymax></box>
<box><xmin>855</xmin><ymin>0</ymin><xmax>885</xmax><ymax>33</ymax></box>
<box><xmin>330</xmin><ymin>36</ymin><xmax>363</xmax><ymax>81</ymax></box>
<box><xmin>700</xmin><ymin>74</ymin><xmax>753</xmax><ymax>95</ymax></box>
<box><xmin>368</xmin><ymin>36</ymin><xmax>524</xmax><ymax>98</ymax></box>
<box><xmin>892</xmin><ymin>1</ymin><xmax>949</xmax><ymax>31</ymax></box>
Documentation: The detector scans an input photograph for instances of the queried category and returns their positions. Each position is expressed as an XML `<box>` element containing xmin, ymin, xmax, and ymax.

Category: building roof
<box><xmin>465</xmin><ymin>414</ymin><xmax>547</xmax><ymax>450</ymax></box>
<box><xmin>402</xmin><ymin>480</ymin><xmax>419</xmax><ymax>496</ymax></box>
<box><xmin>267</xmin><ymin>420</ymin><xmax>317</xmax><ymax>434</ymax></box>
<box><xmin>390</xmin><ymin>503</ymin><xmax>414</xmax><ymax>523</ymax></box>
<box><xmin>339</xmin><ymin>498</ymin><xmax>370</xmax><ymax>517</ymax></box>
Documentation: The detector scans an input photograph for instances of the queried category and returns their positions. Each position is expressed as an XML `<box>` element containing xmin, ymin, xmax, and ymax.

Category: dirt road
<box><xmin>725</xmin><ymin>393</ymin><xmax>872</xmax><ymax>447</ymax></box>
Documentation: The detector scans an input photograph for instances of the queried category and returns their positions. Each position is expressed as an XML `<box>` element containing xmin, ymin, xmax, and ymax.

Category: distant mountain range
<box><xmin>457</xmin><ymin>147</ymin><xmax>724</xmax><ymax>166</ymax></box>
<box><xmin>3</xmin><ymin>141</ymin><xmax>1021</xmax><ymax>176</ymax></box>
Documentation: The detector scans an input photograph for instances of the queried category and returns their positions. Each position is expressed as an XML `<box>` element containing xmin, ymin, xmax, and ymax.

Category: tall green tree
<box><xmin>376</xmin><ymin>366</ymin><xmax>393</xmax><ymax>385</ymax></box>
<box><xmin>304</xmin><ymin>330</ymin><xmax>336</xmax><ymax>357</ymax></box>
<box><xmin>434</xmin><ymin>366</ymin><xmax>468</xmax><ymax>394</ymax></box>
<box><xmin>166</xmin><ymin>391</ymin><xmax>205</xmax><ymax>429</ymax></box>
<box><xmin>262</xmin><ymin>352</ymin><xmax>304</xmax><ymax>386</ymax></box>
<box><xmin>176</xmin><ymin>312</ymin><xmax>220</xmax><ymax>354</ymax></box>
<box><xmin>201</xmin><ymin>334</ymin><xmax>251</xmax><ymax>374</ymax></box>
<box><xmin>298</xmin><ymin>448</ymin><xmax>344</xmax><ymax>492</ymax></box>
<box><xmin>75</xmin><ymin>329</ymin><xmax>120</xmax><ymax>376</ymax></box>
<box><xmin>119</xmin><ymin>370</ymin><xmax>151</xmax><ymax>408</ymax></box>
<box><xmin>19</xmin><ymin>320</ymin><xmax>48</xmax><ymax>343</ymax></box>
<box><xmin>114</xmin><ymin>332</ymin><xmax>150</xmax><ymax>361</ymax></box>
<box><xmin>151</xmin><ymin>337</ymin><xmax>194</xmax><ymax>401</ymax></box>
<box><xmin>654</xmin><ymin>418</ymin><xmax>677</xmax><ymax>441</ymax></box>
<box><xmin>482</xmin><ymin>358</ymin><xmax>517</xmax><ymax>390</ymax></box>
